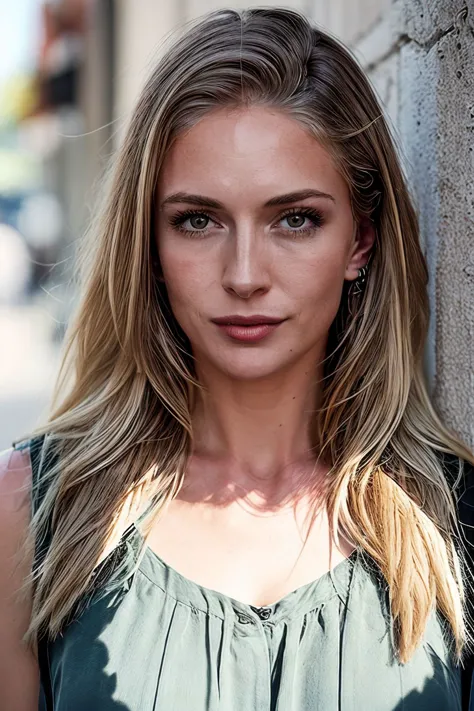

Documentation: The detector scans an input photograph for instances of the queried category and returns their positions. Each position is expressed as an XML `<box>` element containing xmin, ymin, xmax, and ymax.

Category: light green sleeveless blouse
<box><xmin>20</xmin><ymin>435</ymin><xmax>462</xmax><ymax>710</ymax></box>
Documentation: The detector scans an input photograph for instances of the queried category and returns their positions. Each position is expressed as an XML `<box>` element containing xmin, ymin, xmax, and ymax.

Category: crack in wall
<box><xmin>358</xmin><ymin>5</ymin><xmax>471</xmax><ymax>73</ymax></box>
<box><xmin>399</xmin><ymin>5</ymin><xmax>469</xmax><ymax>52</ymax></box>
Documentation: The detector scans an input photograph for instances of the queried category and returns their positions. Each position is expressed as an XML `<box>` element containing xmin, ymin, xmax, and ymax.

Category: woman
<box><xmin>1</xmin><ymin>7</ymin><xmax>474</xmax><ymax>710</ymax></box>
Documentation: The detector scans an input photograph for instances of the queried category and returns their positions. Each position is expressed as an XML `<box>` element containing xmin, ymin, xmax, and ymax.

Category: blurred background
<box><xmin>1</xmin><ymin>0</ymin><xmax>473</xmax><ymax>450</ymax></box>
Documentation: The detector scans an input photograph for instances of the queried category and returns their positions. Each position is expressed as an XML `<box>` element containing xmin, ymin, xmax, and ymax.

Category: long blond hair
<box><xmin>15</xmin><ymin>6</ymin><xmax>474</xmax><ymax>664</ymax></box>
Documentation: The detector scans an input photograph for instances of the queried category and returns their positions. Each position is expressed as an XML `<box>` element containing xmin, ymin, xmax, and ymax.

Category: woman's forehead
<box><xmin>157</xmin><ymin>108</ymin><xmax>346</xmax><ymax>208</ymax></box>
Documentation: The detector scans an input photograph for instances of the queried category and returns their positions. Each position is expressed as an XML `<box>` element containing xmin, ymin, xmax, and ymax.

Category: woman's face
<box><xmin>156</xmin><ymin>105</ymin><xmax>374</xmax><ymax>381</ymax></box>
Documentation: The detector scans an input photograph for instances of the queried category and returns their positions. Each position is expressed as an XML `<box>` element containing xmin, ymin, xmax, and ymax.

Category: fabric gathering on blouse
<box><xmin>15</xmin><ymin>433</ymin><xmax>474</xmax><ymax>711</ymax></box>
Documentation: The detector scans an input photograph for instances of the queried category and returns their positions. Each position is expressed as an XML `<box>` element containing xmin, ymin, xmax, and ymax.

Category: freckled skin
<box><xmin>155</xmin><ymin>105</ymin><xmax>375</xmax><ymax>490</ymax></box>
<box><xmin>156</xmin><ymin>106</ymin><xmax>374</xmax><ymax>387</ymax></box>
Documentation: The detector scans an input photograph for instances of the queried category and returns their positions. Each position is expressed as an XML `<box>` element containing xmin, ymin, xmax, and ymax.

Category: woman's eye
<box><xmin>168</xmin><ymin>210</ymin><xmax>215</xmax><ymax>236</ymax></box>
<box><xmin>282</xmin><ymin>214</ymin><xmax>309</xmax><ymax>229</ymax></box>
<box><xmin>168</xmin><ymin>207</ymin><xmax>324</xmax><ymax>238</ymax></box>
<box><xmin>285</xmin><ymin>215</ymin><xmax>306</xmax><ymax>227</ymax></box>
<box><xmin>186</xmin><ymin>214</ymin><xmax>210</xmax><ymax>231</ymax></box>
<box><xmin>279</xmin><ymin>209</ymin><xmax>324</xmax><ymax>235</ymax></box>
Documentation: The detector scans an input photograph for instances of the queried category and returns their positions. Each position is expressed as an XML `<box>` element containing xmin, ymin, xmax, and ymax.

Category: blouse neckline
<box><xmin>132</xmin><ymin>521</ymin><xmax>359</xmax><ymax>624</ymax></box>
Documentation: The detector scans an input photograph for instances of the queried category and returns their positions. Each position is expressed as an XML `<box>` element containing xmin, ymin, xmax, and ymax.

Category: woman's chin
<box><xmin>207</xmin><ymin>353</ymin><xmax>298</xmax><ymax>381</ymax></box>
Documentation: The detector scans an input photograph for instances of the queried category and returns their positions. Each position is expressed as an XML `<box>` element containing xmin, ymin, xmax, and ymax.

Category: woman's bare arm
<box><xmin>0</xmin><ymin>446</ymin><xmax>40</xmax><ymax>710</ymax></box>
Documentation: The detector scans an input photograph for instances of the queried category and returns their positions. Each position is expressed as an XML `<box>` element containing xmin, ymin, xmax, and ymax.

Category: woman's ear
<box><xmin>345</xmin><ymin>217</ymin><xmax>376</xmax><ymax>279</ymax></box>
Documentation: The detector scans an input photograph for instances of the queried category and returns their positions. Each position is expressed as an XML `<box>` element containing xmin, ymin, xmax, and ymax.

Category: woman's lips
<box><xmin>214</xmin><ymin>321</ymin><xmax>284</xmax><ymax>342</ymax></box>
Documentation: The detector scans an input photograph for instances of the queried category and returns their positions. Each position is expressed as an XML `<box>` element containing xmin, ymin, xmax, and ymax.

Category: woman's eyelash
<box><xmin>167</xmin><ymin>207</ymin><xmax>325</xmax><ymax>237</ymax></box>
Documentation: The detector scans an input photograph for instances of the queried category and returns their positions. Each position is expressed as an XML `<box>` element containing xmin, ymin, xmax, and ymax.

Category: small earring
<box><xmin>350</xmin><ymin>264</ymin><xmax>369</xmax><ymax>296</ymax></box>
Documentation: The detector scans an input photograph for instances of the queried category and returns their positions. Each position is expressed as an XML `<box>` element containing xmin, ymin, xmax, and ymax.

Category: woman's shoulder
<box><xmin>0</xmin><ymin>443</ymin><xmax>33</xmax><ymax>522</ymax></box>
<box><xmin>12</xmin><ymin>433</ymin><xmax>60</xmax><ymax>515</ymax></box>
<box><xmin>1</xmin><ymin>434</ymin><xmax>59</xmax><ymax>576</ymax></box>
<box><xmin>0</xmin><ymin>445</ymin><xmax>40</xmax><ymax>708</ymax></box>
<box><xmin>0</xmin><ymin>435</ymin><xmax>50</xmax><ymax>563</ymax></box>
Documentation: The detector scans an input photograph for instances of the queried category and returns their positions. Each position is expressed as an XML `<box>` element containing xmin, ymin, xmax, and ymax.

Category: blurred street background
<box><xmin>1</xmin><ymin>0</ymin><xmax>473</xmax><ymax>450</ymax></box>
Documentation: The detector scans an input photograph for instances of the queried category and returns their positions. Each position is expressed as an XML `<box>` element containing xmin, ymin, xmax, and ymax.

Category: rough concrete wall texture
<box><xmin>315</xmin><ymin>0</ymin><xmax>474</xmax><ymax>445</ymax></box>
<box><xmin>396</xmin><ymin>1</ymin><xmax>473</xmax><ymax>445</ymax></box>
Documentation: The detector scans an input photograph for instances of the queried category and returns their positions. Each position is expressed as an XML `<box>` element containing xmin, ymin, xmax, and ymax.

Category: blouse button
<box><xmin>250</xmin><ymin>606</ymin><xmax>272</xmax><ymax>620</ymax></box>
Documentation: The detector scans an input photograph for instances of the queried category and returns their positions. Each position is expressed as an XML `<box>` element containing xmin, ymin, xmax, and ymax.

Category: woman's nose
<box><xmin>221</xmin><ymin>231</ymin><xmax>271</xmax><ymax>299</ymax></box>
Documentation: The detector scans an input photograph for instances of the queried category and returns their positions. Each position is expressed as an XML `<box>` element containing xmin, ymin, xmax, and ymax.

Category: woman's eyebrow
<box><xmin>160</xmin><ymin>188</ymin><xmax>336</xmax><ymax>210</ymax></box>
